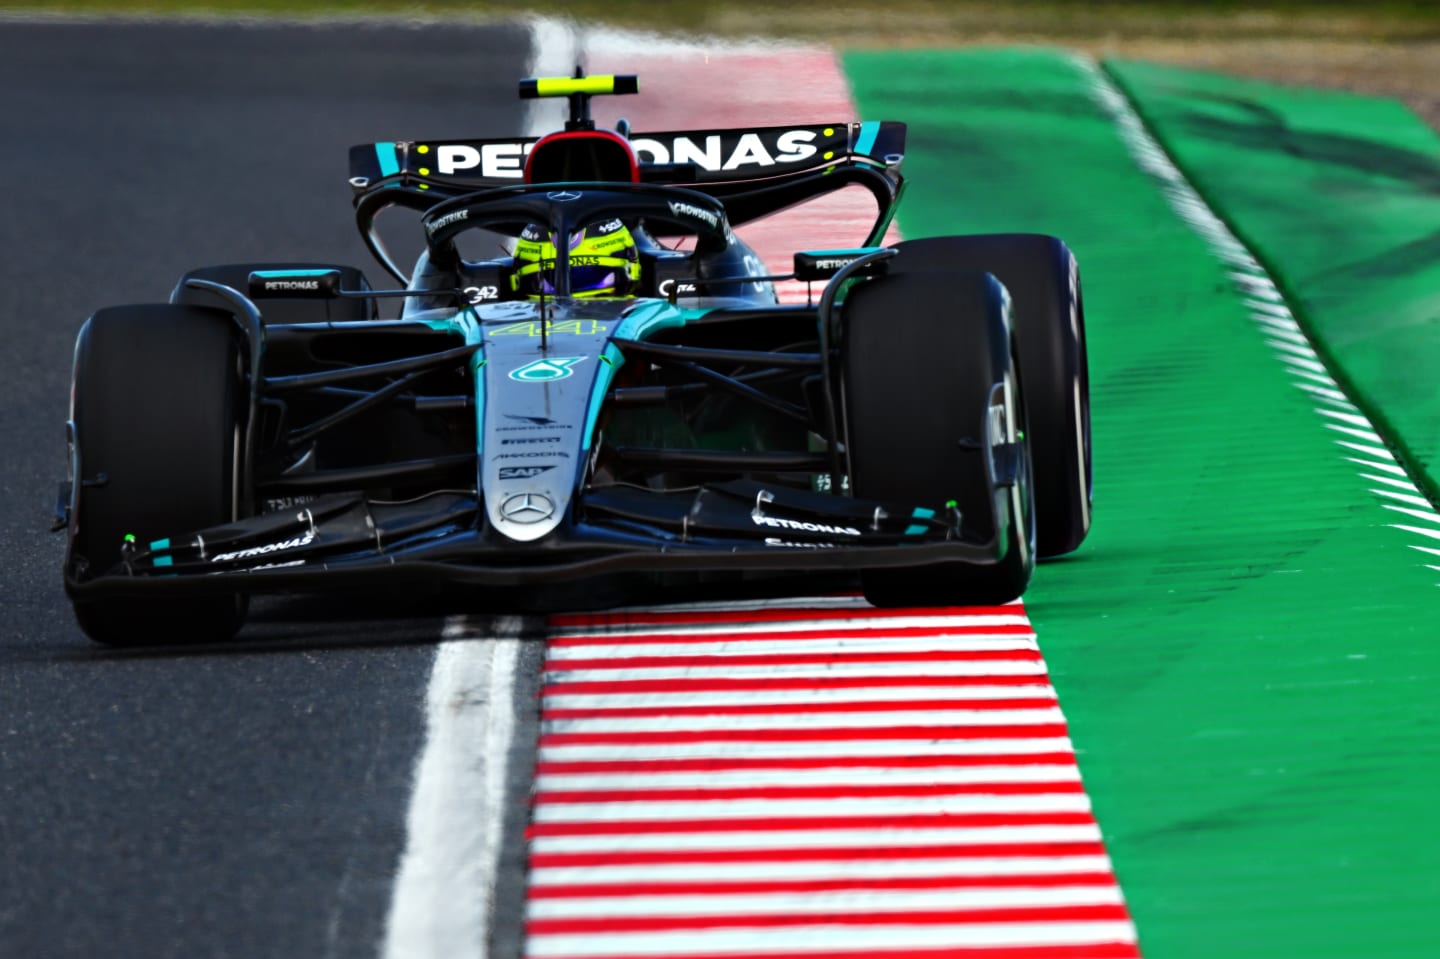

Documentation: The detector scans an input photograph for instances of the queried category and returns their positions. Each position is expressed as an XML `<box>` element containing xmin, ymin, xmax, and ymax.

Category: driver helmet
<box><xmin>511</xmin><ymin>218</ymin><xmax>641</xmax><ymax>299</ymax></box>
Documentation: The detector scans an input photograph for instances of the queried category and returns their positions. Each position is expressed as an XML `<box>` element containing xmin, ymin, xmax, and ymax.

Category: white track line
<box><xmin>382</xmin><ymin>620</ymin><xmax>522</xmax><ymax>959</ymax></box>
<box><xmin>383</xmin><ymin>23</ymin><xmax>574</xmax><ymax>958</ymax></box>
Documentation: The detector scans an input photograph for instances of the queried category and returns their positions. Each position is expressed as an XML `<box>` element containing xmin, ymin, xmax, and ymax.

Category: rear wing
<box><xmin>349</xmin><ymin>121</ymin><xmax>908</xmax><ymax>283</ymax></box>
<box><xmin>349</xmin><ymin>122</ymin><xmax>906</xmax><ymax>189</ymax></box>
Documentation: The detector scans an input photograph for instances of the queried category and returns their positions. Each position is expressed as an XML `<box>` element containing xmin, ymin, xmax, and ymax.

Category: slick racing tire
<box><xmin>67</xmin><ymin>305</ymin><xmax>248</xmax><ymax>646</ymax></box>
<box><xmin>173</xmin><ymin>262</ymin><xmax>377</xmax><ymax>323</ymax></box>
<box><xmin>842</xmin><ymin>270</ymin><xmax>1035</xmax><ymax>608</ymax></box>
<box><xmin>888</xmin><ymin>235</ymin><xmax>1091</xmax><ymax>558</ymax></box>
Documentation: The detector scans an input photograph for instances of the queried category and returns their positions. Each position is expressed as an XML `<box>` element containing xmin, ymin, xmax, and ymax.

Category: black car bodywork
<box><xmin>58</xmin><ymin>74</ymin><xmax>1089</xmax><ymax>640</ymax></box>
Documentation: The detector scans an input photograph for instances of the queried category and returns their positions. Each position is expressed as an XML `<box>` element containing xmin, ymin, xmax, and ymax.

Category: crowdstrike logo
<box><xmin>427</xmin><ymin>209</ymin><xmax>469</xmax><ymax>234</ymax></box>
<box><xmin>667</xmin><ymin>201</ymin><xmax>720</xmax><ymax>228</ymax></box>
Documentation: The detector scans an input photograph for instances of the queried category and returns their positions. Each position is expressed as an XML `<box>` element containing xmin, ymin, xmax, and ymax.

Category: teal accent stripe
<box><xmin>252</xmin><ymin>269</ymin><xmax>337</xmax><ymax>279</ymax></box>
<box><xmin>804</xmin><ymin>247</ymin><xmax>885</xmax><ymax>257</ymax></box>
<box><xmin>584</xmin><ymin>343</ymin><xmax>626</xmax><ymax>451</ymax></box>
<box><xmin>905</xmin><ymin>508</ymin><xmax>936</xmax><ymax>536</ymax></box>
<box><xmin>153</xmin><ymin>555</ymin><xmax>174</xmax><ymax>567</ymax></box>
<box><xmin>148</xmin><ymin>538</ymin><xmax>171</xmax><ymax>551</ymax></box>
<box><xmin>375</xmin><ymin>141</ymin><xmax>400</xmax><ymax>177</ymax></box>
<box><xmin>855</xmin><ymin>121</ymin><xmax>880</xmax><ymax>157</ymax></box>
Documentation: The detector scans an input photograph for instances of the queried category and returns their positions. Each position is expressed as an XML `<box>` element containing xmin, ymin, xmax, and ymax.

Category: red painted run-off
<box><xmin>584</xmin><ymin>47</ymin><xmax>902</xmax><ymax>303</ymax></box>
<box><xmin>524</xmin><ymin>596</ymin><xmax>1139</xmax><ymax>959</ymax></box>
<box><xmin>521</xmin><ymin>43</ymin><xmax>1138</xmax><ymax>959</ymax></box>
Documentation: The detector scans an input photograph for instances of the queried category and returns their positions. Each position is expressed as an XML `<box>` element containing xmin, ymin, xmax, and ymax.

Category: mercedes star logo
<box><xmin>547</xmin><ymin>190</ymin><xmax>582</xmax><ymax>202</ymax></box>
<box><xmin>499</xmin><ymin>492</ymin><xmax>555</xmax><ymax>524</ymax></box>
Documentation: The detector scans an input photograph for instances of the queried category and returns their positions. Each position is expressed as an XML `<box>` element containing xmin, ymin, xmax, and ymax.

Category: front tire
<box><xmin>842</xmin><ymin>270</ymin><xmax>1035</xmax><ymax>608</ymax></box>
<box><xmin>67</xmin><ymin>304</ymin><xmax>248</xmax><ymax>645</ymax></box>
<box><xmin>888</xmin><ymin>235</ymin><xmax>1091</xmax><ymax>557</ymax></box>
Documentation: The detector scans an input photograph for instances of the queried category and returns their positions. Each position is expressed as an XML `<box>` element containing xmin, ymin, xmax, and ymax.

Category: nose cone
<box><xmin>491</xmin><ymin>489</ymin><xmax>562</xmax><ymax>542</ymax></box>
<box><xmin>479</xmin><ymin>301</ymin><xmax>632</xmax><ymax>542</ymax></box>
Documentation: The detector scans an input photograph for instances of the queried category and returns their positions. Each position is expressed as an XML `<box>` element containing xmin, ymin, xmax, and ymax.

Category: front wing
<box><xmin>64</xmin><ymin>479</ymin><xmax>1017</xmax><ymax>600</ymax></box>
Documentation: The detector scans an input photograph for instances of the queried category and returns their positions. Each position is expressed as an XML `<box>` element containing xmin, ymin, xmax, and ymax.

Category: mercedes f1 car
<box><xmin>56</xmin><ymin>73</ymin><xmax>1091</xmax><ymax>645</ymax></box>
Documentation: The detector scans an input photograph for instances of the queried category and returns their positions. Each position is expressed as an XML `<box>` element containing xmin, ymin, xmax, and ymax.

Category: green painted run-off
<box><xmin>844</xmin><ymin>49</ymin><xmax>1440</xmax><ymax>959</ymax></box>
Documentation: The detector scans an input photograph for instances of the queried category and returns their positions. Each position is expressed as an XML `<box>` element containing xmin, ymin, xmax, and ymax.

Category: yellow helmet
<box><xmin>511</xmin><ymin>218</ymin><xmax>641</xmax><ymax>299</ymax></box>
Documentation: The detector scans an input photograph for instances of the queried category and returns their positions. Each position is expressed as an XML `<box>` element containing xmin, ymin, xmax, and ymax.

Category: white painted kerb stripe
<box><xmin>542</xmin><ymin>684</ymin><xmax>1058</xmax><ymax>710</ymax></box>
<box><xmin>525</xmin><ymin>921</ymin><xmax>1140</xmax><ymax>957</ymax></box>
<box><xmin>527</xmin><ymin>884</ymin><xmax>1125</xmax><ymax>917</ymax></box>
<box><xmin>546</xmin><ymin>636</ymin><xmax>1039</xmax><ymax>659</ymax></box>
<box><xmin>537</xmin><ymin>737</ymin><xmax>1076</xmax><ymax>762</ymax></box>
<box><xmin>549</xmin><ymin>613</ymin><xmax>1032</xmax><ymax>637</ymax></box>
<box><xmin>532</xmin><ymin>793</ymin><xmax>1093</xmax><ymax>822</ymax></box>
<box><xmin>529</xmin><ymin>824</ymin><xmax>1103</xmax><ymax>853</ymax></box>
<box><xmin>541</xmin><ymin>707</ymin><xmax>1065</xmax><ymax>732</ymax></box>
<box><xmin>535</xmin><ymin>764</ymin><xmax>1082</xmax><ymax>791</ymax></box>
<box><xmin>545</xmin><ymin>661</ymin><xmax>1050</xmax><ymax>682</ymax></box>
<box><xmin>530</xmin><ymin>855</ymin><xmax>1118</xmax><ymax>885</ymax></box>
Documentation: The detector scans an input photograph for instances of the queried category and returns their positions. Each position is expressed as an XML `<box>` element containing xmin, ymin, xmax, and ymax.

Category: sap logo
<box><xmin>498</xmin><ymin>465</ymin><xmax>556</xmax><ymax>480</ymax></box>
<box><xmin>435</xmin><ymin>142</ymin><xmax>532</xmax><ymax>177</ymax></box>
<box><xmin>630</xmin><ymin>131</ymin><xmax>819</xmax><ymax>171</ymax></box>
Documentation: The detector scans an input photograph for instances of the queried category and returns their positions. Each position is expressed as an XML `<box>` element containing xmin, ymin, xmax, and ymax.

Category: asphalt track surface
<box><xmin>0</xmin><ymin>19</ymin><xmax>536</xmax><ymax>958</ymax></box>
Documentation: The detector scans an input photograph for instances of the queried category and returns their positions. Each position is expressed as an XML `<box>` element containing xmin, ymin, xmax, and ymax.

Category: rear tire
<box><xmin>67</xmin><ymin>305</ymin><xmax>248</xmax><ymax>645</ymax></box>
<box><xmin>889</xmin><ymin>235</ymin><xmax>1090</xmax><ymax>557</ymax></box>
<box><xmin>842</xmin><ymin>271</ymin><xmax>1035</xmax><ymax>608</ymax></box>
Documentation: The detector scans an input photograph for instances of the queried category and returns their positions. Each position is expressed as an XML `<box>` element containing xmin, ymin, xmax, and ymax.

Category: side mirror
<box><xmin>793</xmin><ymin>248</ymin><xmax>890</xmax><ymax>282</ymax></box>
<box><xmin>247</xmin><ymin>269</ymin><xmax>343</xmax><ymax>298</ymax></box>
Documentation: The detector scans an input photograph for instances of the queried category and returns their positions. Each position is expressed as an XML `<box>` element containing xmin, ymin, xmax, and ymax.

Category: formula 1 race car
<box><xmin>56</xmin><ymin>72</ymin><xmax>1091</xmax><ymax>645</ymax></box>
